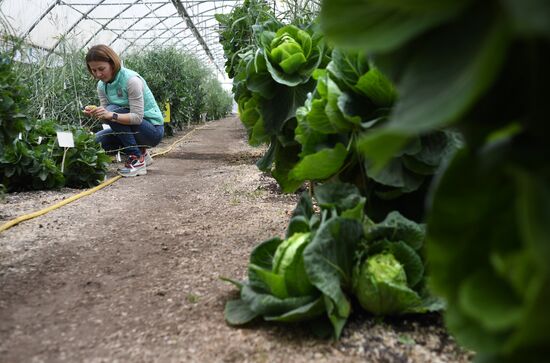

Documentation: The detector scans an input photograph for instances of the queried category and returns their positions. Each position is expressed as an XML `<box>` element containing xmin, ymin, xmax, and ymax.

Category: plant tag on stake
<box><xmin>116</xmin><ymin>151</ymin><xmax>122</xmax><ymax>162</ymax></box>
<box><xmin>56</xmin><ymin>131</ymin><xmax>74</xmax><ymax>173</ymax></box>
<box><xmin>37</xmin><ymin>136</ymin><xmax>43</xmax><ymax>144</ymax></box>
<box><xmin>102</xmin><ymin>124</ymin><xmax>111</xmax><ymax>130</ymax></box>
<box><xmin>57</xmin><ymin>131</ymin><xmax>74</xmax><ymax>147</ymax></box>
<box><xmin>18</xmin><ymin>132</ymin><xmax>22</xmax><ymax>140</ymax></box>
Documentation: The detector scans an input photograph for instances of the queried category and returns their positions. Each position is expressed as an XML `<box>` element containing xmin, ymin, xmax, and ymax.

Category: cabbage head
<box><xmin>272</xmin><ymin>232</ymin><xmax>316</xmax><ymax>297</ymax></box>
<box><xmin>353</xmin><ymin>252</ymin><xmax>424</xmax><ymax>316</ymax></box>
<box><xmin>260</xmin><ymin>24</ymin><xmax>324</xmax><ymax>87</ymax></box>
<box><xmin>237</xmin><ymin>92</ymin><xmax>269</xmax><ymax>146</ymax></box>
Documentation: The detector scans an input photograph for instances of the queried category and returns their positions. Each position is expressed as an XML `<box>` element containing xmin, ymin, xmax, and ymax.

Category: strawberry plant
<box><xmin>0</xmin><ymin>48</ymin><xmax>110</xmax><ymax>191</ymax></box>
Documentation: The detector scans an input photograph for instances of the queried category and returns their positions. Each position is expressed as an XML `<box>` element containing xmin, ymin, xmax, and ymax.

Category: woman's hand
<box><xmin>82</xmin><ymin>105</ymin><xmax>96</xmax><ymax>117</ymax></box>
<box><xmin>87</xmin><ymin>106</ymin><xmax>115</xmax><ymax>121</ymax></box>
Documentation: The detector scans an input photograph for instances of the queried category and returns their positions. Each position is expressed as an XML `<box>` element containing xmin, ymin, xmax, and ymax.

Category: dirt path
<box><xmin>0</xmin><ymin>117</ymin><xmax>471</xmax><ymax>363</ymax></box>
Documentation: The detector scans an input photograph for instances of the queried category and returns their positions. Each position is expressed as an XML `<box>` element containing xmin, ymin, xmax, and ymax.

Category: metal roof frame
<box><xmin>3</xmin><ymin>0</ymin><xmax>253</xmax><ymax>76</ymax></box>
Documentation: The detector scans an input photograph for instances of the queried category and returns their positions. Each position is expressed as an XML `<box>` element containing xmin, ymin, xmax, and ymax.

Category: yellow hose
<box><xmin>0</xmin><ymin>125</ymin><xmax>206</xmax><ymax>233</ymax></box>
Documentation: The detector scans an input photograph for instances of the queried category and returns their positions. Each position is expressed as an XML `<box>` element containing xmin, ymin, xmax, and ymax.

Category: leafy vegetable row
<box><xmin>320</xmin><ymin>0</ymin><xmax>550</xmax><ymax>361</ymax></box>
<box><xmin>224</xmin><ymin>184</ymin><xmax>441</xmax><ymax>338</ymax></box>
<box><xmin>219</xmin><ymin>1</ymin><xmax>550</xmax><ymax>360</ymax></box>
<box><xmin>217</xmin><ymin>2</ymin><xmax>453</xmax><ymax>340</ymax></box>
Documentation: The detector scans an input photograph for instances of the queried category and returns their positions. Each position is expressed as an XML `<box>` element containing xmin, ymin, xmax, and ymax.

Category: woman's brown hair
<box><xmin>85</xmin><ymin>44</ymin><xmax>121</xmax><ymax>75</ymax></box>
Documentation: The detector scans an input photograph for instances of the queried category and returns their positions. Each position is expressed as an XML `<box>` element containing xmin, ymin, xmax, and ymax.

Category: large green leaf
<box><xmin>271</xmin><ymin>141</ymin><xmax>303</xmax><ymax>193</ymax></box>
<box><xmin>501</xmin><ymin>0</ymin><xmax>550</xmax><ymax>38</ymax></box>
<box><xmin>248</xmin><ymin>237</ymin><xmax>283</xmax><ymax>292</ymax></box>
<box><xmin>256</xmin><ymin>137</ymin><xmax>277</xmax><ymax>171</ymax></box>
<box><xmin>225</xmin><ymin>299</ymin><xmax>259</xmax><ymax>325</ymax></box>
<box><xmin>321</xmin><ymin>0</ymin><xmax>470</xmax><ymax>52</ymax></box>
<box><xmin>265</xmin><ymin>297</ymin><xmax>325</xmax><ymax>322</ymax></box>
<box><xmin>355</xmin><ymin>68</ymin><xmax>397</xmax><ymax>107</ymax></box>
<box><xmin>314</xmin><ymin>182</ymin><xmax>365</xmax><ymax>213</ymax></box>
<box><xmin>357</xmin><ymin>130</ymin><xmax>410</xmax><ymax>173</ymax></box>
<box><xmin>283</xmin><ymin>239</ymin><xmax>317</xmax><ymax>297</ymax></box>
<box><xmin>389</xmin><ymin>241</ymin><xmax>424</xmax><ymax>288</ymax></box>
<box><xmin>444</xmin><ymin>304</ymin><xmax>506</xmax><ymax>353</ymax></box>
<box><xmin>355</xmin><ymin>279</ymin><xmax>423</xmax><ymax>316</ymax></box>
<box><xmin>246</xmin><ymin>51</ymin><xmax>278</xmax><ymax>99</ymax></box>
<box><xmin>386</xmin><ymin>10</ymin><xmax>509</xmax><ymax>134</ymax></box>
<box><xmin>249</xmin><ymin>264</ymin><xmax>288</xmax><ymax>299</ymax></box>
<box><xmin>240</xmin><ymin>285</ymin><xmax>317</xmax><ymax>317</ymax></box>
<box><xmin>326</xmin><ymin>48</ymin><xmax>370</xmax><ymax>93</ymax></box>
<box><xmin>458</xmin><ymin>268</ymin><xmax>523</xmax><ymax>332</ymax></box>
<box><xmin>513</xmin><ymin>169</ymin><xmax>550</xmax><ymax>273</ymax></box>
<box><xmin>289</xmin><ymin>143</ymin><xmax>348</xmax><ymax>181</ymax></box>
<box><xmin>366</xmin><ymin>211</ymin><xmax>425</xmax><ymax>250</ymax></box>
<box><xmin>365</xmin><ymin>157</ymin><xmax>424</xmax><ymax>192</ymax></box>
<box><xmin>260</xmin><ymin>79</ymin><xmax>316</xmax><ymax>135</ymax></box>
<box><xmin>303</xmin><ymin>217</ymin><xmax>364</xmax><ymax>322</ymax></box>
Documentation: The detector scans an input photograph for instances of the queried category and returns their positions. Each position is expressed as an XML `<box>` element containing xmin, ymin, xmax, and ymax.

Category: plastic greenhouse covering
<box><xmin>0</xmin><ymin>0</ymin><xmax>288</xmax><ymax>78</ymax></box>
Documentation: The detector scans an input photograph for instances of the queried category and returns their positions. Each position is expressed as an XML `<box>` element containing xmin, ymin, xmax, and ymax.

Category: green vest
<box><xmin>98</xmin><ymin>67</ymin><xmax>164</xmax><ymax>125</ymax></box>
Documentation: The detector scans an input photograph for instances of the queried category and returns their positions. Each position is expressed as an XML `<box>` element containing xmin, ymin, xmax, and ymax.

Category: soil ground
<box><xmin>0</xmin><ymin>117</ymin><xmax>472</xmax><ymax>363</ymax></box>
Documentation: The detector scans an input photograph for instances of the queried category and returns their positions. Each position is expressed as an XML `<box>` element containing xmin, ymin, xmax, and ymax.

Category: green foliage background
<box><xmin>1</xmin><ymin>39</ymin><xmax>232</xmax><ymax>192</ymax></box>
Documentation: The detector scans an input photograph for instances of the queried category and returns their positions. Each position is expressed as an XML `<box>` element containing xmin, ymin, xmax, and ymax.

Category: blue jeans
<box><xmin>95</xmin><ymin>105</ymin><xmax>164</xmax><ymax>157</ymax></box>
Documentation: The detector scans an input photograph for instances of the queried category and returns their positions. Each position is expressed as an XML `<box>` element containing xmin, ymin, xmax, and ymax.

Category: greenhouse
<box><xmin>1</xmin><ymin>0</ymin><xmax>549</xmax><ymax>362</ymax></box>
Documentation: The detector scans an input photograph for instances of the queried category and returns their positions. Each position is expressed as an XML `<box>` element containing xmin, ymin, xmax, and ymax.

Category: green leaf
<box><xmin>265</xmin><ymin>297</ymin><xmax>325</xmax><ymax>323</ymax></box>
<box><xmin>260</xmin><ymin>80</ymin><xmax>316</xmax><ymax>135</ymax></box>
<box><xmin>445</xmin><ymin>304</ymin><xmax>505</xmax><ymax>353</ymax></box>
<box><xmin>513</xmin><ymin>169</ymin><xmax>550</xmax><ymax>273</ymax></box>
<box><xmin>321</xmin><ymin>0</ymin><xmax>470</xmax><ymax>52</ymax></box>
<box><xmin>386</xmin><ymin>11</ymin><xmax>509</xmax><ymax>134</ymax></box>
<box><xmin>390</xmin><ymin>241</ymin><xmax>424</xmax><ymax>288</ymax></box>
<box><xmin>283</xmin><ymin>240</ymin><xmax>317</xmax><ymax>297</ymax></box>
<box><xmin>314</xmin><ymin>182</ymin><xmax>365</xmax><ymax>213</ymax></box>
<box><xmin>326</xmin><ymin>48</ymin><xmax>370</xmax><ymax>93</ymax></box>
<box><xmin>459</xmin><ymin>269</ymin><xmax>523</xmax><ymax>332</ymax></box>
<box><xmin>248</xmin><ymin>237</ymin><xmax>283</xmax><ymax>292</ymax></box>
<box><xmin>500</xmin><ymin>0</ymin><xmax>550</xmax><ymax>38</ymax></box>
<box><xmin>356</xmin><ymin>279</ymin><xmax>423</xmax><ymax>316</ymax></box>
<box><xmin>340</xmin><ymin>199</ymin><xmax>366</xmax><ymax>222</ymax></box>
<box><xmin>271</xmin><ymin>141</ymin><xmax>303</xmax><ymax>193</ymax></box>
<box><xmin>303</xmin><ymin>217</ymin><xmax>364</xmax><ymax>320</ymax></box>
<box><xmin>426</xmin><ymin>147</ymin><xmax>517</xmax><ymax>298</ymax></box>
<box><xmin>224</xmin><ymin>299</ymin><xmax>259</xmax><ymax>325</ymax></box>
<box><xmin>357</xmin><ymin>130</ymin><xmax>410</xmax><ymax>173</ymax></box>
<box><xmin>356</xmin><ymin>68</ymin><xmax>397</xmax><ymax>107</ymax></box>
<box><xmin>256</xmin><ymin>137</ymin><xmax>277</xmax><ymax>171</ymax></box>
<box><xmin>246</xmin><ymin>51</ymin><xmax>278</xmax><ymax>99</ymax></box>
<box><xmin>365</xmin><ymin>157</ymin><xmax>424</xmax><ymax>193</ymax></box>
<box><xmin>250</xmin><ymin>264</ymin><xmax>287</xmax><ymax>299</ymax></box>
<box><xmin>366</xmin><ymin>211</ymin><xmax>425</xmax><ymax>250</ymax></box>
<box><xmin>240</xmin><ymin>285</ymin><xmax>317</xmax><ymax>317</ymax></box>
<box><xmin>289</xmin><ymin>143</ymin><xmax>348</xmax><ymax>181</ymax></box>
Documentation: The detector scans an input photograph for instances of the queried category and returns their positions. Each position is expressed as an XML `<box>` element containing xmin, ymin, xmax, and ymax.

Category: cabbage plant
<box><xmin>352</xmin><ymin>211</ymin><xmax>443</xmax><ymax>316</ymax></box>
<box><xmin>224</xmin><ymin>183</ymin><xmax>365</xmax><ymax>338</ymax></box>
<box><xmin>260</xmin><ymin>24</ymin><xmax>324</xmax><ymax>87</ymax></box>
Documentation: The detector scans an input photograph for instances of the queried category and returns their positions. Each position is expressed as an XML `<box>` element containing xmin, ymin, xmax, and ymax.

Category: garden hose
<box><xmin>0</xmin><ymin>124</ymin><xmax>207</xmax><ymax>233</ymax></box>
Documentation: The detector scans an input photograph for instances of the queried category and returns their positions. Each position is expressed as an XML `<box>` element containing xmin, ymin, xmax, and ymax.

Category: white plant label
<box><xmin>37</xmin><ymin>136</ymin><xmax>43</xmax><ymax>144</ymax></box>
<box><xmin>102</xmin><ymin>124</ymin><xmax>111</xmax><ymax>130</ymax></box>
<box><xmin>56</xmin><ymin>131</ymin><xmax>74</xmax><ymax>148</ymax></box>
<box><xmin>116</xmin><ymin>151</ymin><xmax>122</xmax><ymax>162</ymax></box>
<box><xmin>18</xmin><ymin>132</ymin><xmax>22</xmax><ymax>140</ymax></box>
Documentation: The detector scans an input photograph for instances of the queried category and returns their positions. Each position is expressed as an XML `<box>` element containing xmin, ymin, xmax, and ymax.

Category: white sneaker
<box><xmin>143</xmin><ymin>150</ymin><xmax>153</xmax><ymax>166</ymax></box>
<box><xmin>118</xmin><ymin>155</ymin><xmax>147</xmax><ymax>177</ymax></box>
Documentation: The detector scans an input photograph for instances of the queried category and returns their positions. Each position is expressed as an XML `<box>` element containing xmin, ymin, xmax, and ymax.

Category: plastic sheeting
<box><xmin>0</xmin><ymin>0</ymin><xmax>255</xmax><ymax>75</ymax></box>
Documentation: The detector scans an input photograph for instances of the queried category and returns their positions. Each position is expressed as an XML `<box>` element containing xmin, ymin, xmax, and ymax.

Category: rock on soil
<box><xmin>0</xmin><ymin>117</ymin><xmax>473</xmax><ymax>362</ymax></box>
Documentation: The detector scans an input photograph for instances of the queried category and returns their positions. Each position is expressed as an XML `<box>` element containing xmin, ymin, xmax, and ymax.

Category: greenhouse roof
<box><xmin>0</xmin><ymin>0</ymin><xmax>284</xmax><ymax>76</ymax></box>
